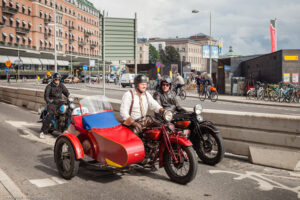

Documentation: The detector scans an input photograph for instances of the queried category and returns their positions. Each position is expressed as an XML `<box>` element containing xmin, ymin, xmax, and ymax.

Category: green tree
<box><xmin>149</xmin><ymin>44</ymin><xmax>160</xmax><ymax>64</ymax></box>
<box><xmin>165</xmin><ymin>46</ymin><xmax>180</xmax><ymax>63</ymax></box>
<box><xmin>159</xmin><ymin>49</ymin><xmax>167</xmax><ymax>64</ymax></box>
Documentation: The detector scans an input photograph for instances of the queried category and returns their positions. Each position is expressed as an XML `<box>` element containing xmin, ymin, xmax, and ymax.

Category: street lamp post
<box><xmin>54</xmin><ymin>2</ymin><xmax>57</xmax><ymax>73</ymax></box>
<box><xmin>192</xmin><ymin>9</ymin><xmax>212</xmax><ymax>77</ymax></box>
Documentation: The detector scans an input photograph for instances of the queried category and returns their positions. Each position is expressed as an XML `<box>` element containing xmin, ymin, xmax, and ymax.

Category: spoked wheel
<box><xmin>54</xmin><ymin>137</ymin><xmax>80</xmax><ymax>179</ymax></box>
<box><xmin>210</xmin><ymin>91</ymin><xmax>218</xmax><ymax>102</ymax></box>
<box><xmin>196</xmin><ymin>129</ymin><xmax>224</xmax><ymax>166</ymax></box>
<box><xmin>179</xmin><ymin>90</ymin><xmax>186</xmax><ymax>100</ymax></box>
<box><xmin>199</xmin><ymin>90</ymin><xmax>206</xmax><ymax>101</ymax></box>
<box><xmin>163</xmin><ymin>145</ymin><xmax>197</xmax><ymax>184</ymax></box>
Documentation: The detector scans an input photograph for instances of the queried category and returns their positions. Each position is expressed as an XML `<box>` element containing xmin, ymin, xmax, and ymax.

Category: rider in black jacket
<box><xmin>153</xmin><ymin>77</ymin><xmax>186</xmax><ymax>118</ymax></box>
<box><xmin>40</xmin><ymin>73</ymin><xmax>70</xmax><ymax>139</ymax></box>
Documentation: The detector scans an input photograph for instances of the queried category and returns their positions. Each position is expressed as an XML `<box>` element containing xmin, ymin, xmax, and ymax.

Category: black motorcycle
<box><xmin>39</xmin><ymin>96</ymin><xmax>76</xmax><ymax>134</ymax></box>
<box><xmin>172</xmin><ymin>104</ymin><xmax>225</xmax><ymax>165</ymax></box>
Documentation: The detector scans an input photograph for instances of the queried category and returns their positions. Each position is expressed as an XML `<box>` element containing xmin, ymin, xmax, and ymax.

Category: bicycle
<box><xmin>172</xmin><ymin>83</ymin><xmax>187</xmax><ymax>100</ymax></box>
<box><xmin>198</xmin><ymin>84</ymin><xmax>218</xmax><ymax>102</ymax></box>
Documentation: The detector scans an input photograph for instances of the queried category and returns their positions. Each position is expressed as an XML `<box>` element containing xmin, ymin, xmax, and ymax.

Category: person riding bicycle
<box><xmin>153</xmin><ymin>77</ymin><xmax>187</xmax><ymax>120</ymax></box>
<box><xmin>120</xmin><ymin>74</ymin><xmax>164</xmax><ymax>134</ymax></box>
<box><xmin>175</xmin><ymin>73</ymin><xmax>185</xmax><ymax>95</ymax></box>
<box><xmin>40</xmin><ymin>72</ymin><xmax>70</xmax><ymax>139</ymax></box>
<box><xmin>203</xmin><ymin>72</ymin><xmax>213</xmax><ymax>96</ymax></box>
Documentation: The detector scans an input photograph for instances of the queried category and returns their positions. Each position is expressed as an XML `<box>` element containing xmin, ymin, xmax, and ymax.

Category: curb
<box><xmin>85</xmin><ymin>85</ymin><xmax>300</xmax><ymax>108</ymax></box>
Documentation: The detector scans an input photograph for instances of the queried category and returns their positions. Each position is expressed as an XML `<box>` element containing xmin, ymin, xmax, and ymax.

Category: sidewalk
<box><xmin>83</xmin><ymin>83</ymin><xmax>300</xmax><ymax>108</ymax></box>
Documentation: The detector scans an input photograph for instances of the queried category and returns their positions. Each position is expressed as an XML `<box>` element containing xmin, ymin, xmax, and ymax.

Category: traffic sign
<box><xmin>83</xmin><ymin>65</ymin><xmax>87</xmax><ymax>71</ymax></box>
<box><xmin>155</xmin><ymin>62</ymin><xmax>161</xmax><ymax>68</ymax></box>
<box><xmin>5</xmin><ymin>61</ymin><xmax>11</xmax><ymax>68</ymax></box>
<box><xmin>5</xmin><ymin>67</ymin><xmax>9</xmax><ymax>73</ymax></box>
<box><xmin>14</xmin><ymin>59</ymin><xmax>23</xmax><ymax>66</ymax></box>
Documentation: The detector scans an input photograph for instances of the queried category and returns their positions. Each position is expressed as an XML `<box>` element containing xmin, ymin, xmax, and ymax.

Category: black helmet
<box><xmin>134</xmin><ymin>74</ymin><xmax>148</xmax><ymax>88</ymax></box>
<box><xmin>52</xmin><ymin>72</ymin><xmax>62</xmax><ymax>81</ymax></box>
<box><xmin>160</xmin><ymin>76</ymin><xmax>172</xmax><ymax>87</ymax></box>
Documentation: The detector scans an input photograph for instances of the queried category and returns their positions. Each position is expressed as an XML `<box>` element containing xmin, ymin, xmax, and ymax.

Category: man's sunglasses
<box><xmin>162</xmin><ymin>84</ymin><xmax>170</xmax><ymax>87</ymax></box>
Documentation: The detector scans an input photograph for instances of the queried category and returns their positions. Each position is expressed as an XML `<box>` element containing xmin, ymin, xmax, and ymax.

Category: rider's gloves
<box><xmin>159</xmin><ymin>108</ymin><xmax>164</xmax><ymax>117</ymax></box>
<box><xmin>132</xmin><ymin>122</ymin><xmax>142</xmax><ymax>133</ymax></box>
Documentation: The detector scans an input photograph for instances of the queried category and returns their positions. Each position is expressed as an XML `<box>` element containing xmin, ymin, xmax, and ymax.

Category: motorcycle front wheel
<box><xmin>54</xmin><ymin>137</ymin><xmax>80</xmax><ymax>180</ymax></box>
<box><xmin>163</xmin><ymin>145</ymin><xmax>197</xmax><ymax>184</ymax></box>
<box><xmin>195</xmin><ymin>129</ymin><xmax>224</xmax><ymax>166</ymax></box>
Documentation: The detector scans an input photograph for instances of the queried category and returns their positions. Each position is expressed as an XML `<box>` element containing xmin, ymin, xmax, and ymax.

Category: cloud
<box><xmin>91</xmin><ymin>0</ymin><xmax>300</xmax><ymax>55</ymax></box>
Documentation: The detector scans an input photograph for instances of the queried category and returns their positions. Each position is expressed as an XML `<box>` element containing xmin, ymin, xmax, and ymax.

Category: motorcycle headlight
<box><xmin>194</xmin><ymin>104</ymin><xmax>203</xmax><ymax>115</ymax></box>
<box><xmin>70</xmin><ymin>103</ymin><xmax>75</xmax><ymax>109</ymax></box>
<box><xmin>163</xmin><ymin>110</ymin><xmax>173</xmax><ymax>122</ymax></box>
<box><xmin>197</xmin><ymin>115</ymin><xmax>203</xmax><ymax>122</ymax></box>
<box><xmin>68</xmin><ymin>96</ymin><xmax>74</xmax><ymax>102</ymax></box>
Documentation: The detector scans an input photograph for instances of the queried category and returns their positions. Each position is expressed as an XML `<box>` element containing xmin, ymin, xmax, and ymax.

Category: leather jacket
<box><xmin>153</xmin><ymin>89</ymin><xmax>185</xmax><ymax>112</ymax></box>
<box><xmin>44</xmin><ymin>81</ymin><xmax>70</xmax><ymax>105</ymax></box>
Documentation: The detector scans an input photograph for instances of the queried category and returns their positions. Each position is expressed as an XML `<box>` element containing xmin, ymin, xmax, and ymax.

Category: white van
<box><xmin>120</xmin><ymin>73</ymin><xmax>136</xmax><ymax>88</ymax></box>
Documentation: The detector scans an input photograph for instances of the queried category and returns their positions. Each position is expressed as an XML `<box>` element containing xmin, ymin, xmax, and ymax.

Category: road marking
<box><xmin>29</xmin><ymin>177</ymin><xmax>68</xmax><ymax>188</ymax></box>
<box><xmin>0</xmin><ymin>168</ymin><xmax>29</xmax><ymax>200</ymax></box>
<box><xmin>209</xmin><ymin>170</ymin><xmax>300</xmax><ymax>199</ymax></box>
<box><xmin>5</xmin><ymin>120</ymin><xmax>56</xmax><ymax>146</ymax></box>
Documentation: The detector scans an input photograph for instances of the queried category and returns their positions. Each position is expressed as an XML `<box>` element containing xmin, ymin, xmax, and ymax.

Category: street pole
<box><xmin>134</xmin><ymin>12</ymin><xmax>137</xmax><ymax>75</ymax></box>
<box><xmin>54</xmin><ymin>1</ymin><xmax>57</xmax><ymax>73</ymax></box>
<box><xmin>209</xmin><ymin>11</ymin><xmax>212</xmax><ymax>78</ymax></box>
<box><xmin>102</xmin><ymin>10</ymin><xmax>106</xmax><ymax>95</ymax></box>
<box><xmin>89</xmin><ymin>45</ymin><xmax>91</xmax><ymax>84</ymax></box>
<box><xmin>70</xmin><ymin>50</ymin><xmax>73</xmax><ymax>77</ymax></box>
<box><xmin>180</xmin><ymin>54</ymin><xmax>182</xmax><ymax>76</ymax></box>
<box><xmin>17</xmin><ymin>43</ymin><xmax>20</xmax><ymax>82</ymax></box>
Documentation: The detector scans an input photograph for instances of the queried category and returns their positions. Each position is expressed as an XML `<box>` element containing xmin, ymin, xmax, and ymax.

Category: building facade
<box><xmin>0</xmin><ymin>0</ymin><xmax>101</xmax><ymax>76</ymax></box>
<box><xmin>149</xmin><ymin>34</ymin><xmax>217</xmax><ymax>72</ymax></box>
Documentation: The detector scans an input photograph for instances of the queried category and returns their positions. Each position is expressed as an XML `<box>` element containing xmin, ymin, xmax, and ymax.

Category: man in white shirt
<box><xmin>120</xmin><ymin>74</ymin><xmax>164</xmax><ymax>133</ymax></box>
<box><xmin>175</xmin><ymin>73</ymin><xmax>185</xmax><ymax>94</ymax></box>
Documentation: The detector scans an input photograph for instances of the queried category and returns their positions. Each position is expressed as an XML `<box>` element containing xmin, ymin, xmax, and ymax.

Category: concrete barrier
<box><xmin>0</xmin><ymin>85</ymin><xmax>299</xmax><ymax>171</ymax></box>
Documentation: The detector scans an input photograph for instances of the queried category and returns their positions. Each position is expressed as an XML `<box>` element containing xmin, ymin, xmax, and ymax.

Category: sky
<box><xmin>92</xmin><ymin>0</ymin><xmax>300</xmax><ymax>56</ymax></box>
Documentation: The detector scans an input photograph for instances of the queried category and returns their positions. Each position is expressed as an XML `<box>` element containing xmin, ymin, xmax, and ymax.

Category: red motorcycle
<box><xmin>54</xmin><ymin>95</ymin><xmax>198</xmax><ymax>184</ymax></box>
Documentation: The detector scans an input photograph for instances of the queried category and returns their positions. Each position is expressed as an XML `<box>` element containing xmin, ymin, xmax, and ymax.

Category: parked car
<box><xmin>120</xmin><ymin>73</ymin><xmax>135</xmax><ymax>88</ymax></box>
<box><xmin>107</xmin><ymin>74</ymin><xmax>116</xmax><ymax>83</ymax></box>
<box><xmin>79</xmin><ymin>75</ymin><xmax>89</xmax><ymax>83</ymax></box>
<box><xmin>64</xmin><ymin>76</ymin><xmax>79</xmax><ymax>83</ymax></box>
<box><xmin>90</xmin><ymin>75</ymin><xmax>99</xmax><ymax>82</ymax></box>
<box><xmin>60</xmin><ymin>75</ymin><xmax>69</xmax><ymax>83</ymax></box>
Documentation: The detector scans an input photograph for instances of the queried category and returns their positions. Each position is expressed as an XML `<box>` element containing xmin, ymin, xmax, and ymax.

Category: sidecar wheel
<box><xmin>195</xmin><ymin>129</ymin><xmax>224</xmax><ymax>166</ymax></box>
<box><xmin>54</xmin><ymin>137</ymin><xmax>79</xmax><ymax>179</ymax></box>
<box><xmin>163</xmin><ymin>146</ymin><xmax>197</xmax><ymax>184</ymax></box>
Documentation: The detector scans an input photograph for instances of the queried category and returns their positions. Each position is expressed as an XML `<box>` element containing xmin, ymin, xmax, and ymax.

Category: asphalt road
<box><xmin>2</xmin><ymin>81</ymin><xmax>300</xmax><ymax>116</ymax></box>
<box><xmin>0</xmin><ymin>102</ymin><xmax>299</xmax><ymax>200</ymax></box>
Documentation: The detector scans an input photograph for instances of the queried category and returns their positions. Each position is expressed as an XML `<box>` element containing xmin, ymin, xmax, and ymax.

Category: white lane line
<box><xmin>29</xmin><ymin>177</ymin><xmax>68</xmax><ymax>188</ymax></box>
<box><xmin>5</xmin><ymin>120</ymin><xmax>56</xmax><ymax>146</ymax></box>
<box><xmin>0</xmin><ymin>168</ymin><xmax>29</xmax><ymax>200</ymax></box>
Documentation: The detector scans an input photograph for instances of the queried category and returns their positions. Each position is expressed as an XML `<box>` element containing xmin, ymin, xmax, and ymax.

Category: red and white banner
<box><xmin>270</xmin><ymin>19</ymin><xmax>277</xmax><ymax>53</ymax></box>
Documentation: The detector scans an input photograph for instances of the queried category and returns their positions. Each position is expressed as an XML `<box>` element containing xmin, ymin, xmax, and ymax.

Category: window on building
<box><xmin>45</xmin><ymin>0</ymin><xmax>48</xmax><ymax>5</ymax></box>
<box><xmin>182</xmin><ymin>48</ymin><xmax>185</xmax><ymax>52</ymax></box>
<box><xmin>28</xmin><ymin>7</ymin><xmax>31</xmax><ymax>15</ymax></box>
<box><xmin>65</xmin><ymin>7</ymin><xmax>67</xmax><ymax>13</ymax></box>
<box><xmin>22</xmin><ymin>21</ymin><xmax>26</xmax><ymax>27</ymax></box>
<box><xmin>140</xmin><ymin>47</ymin><xmax>142</xmax><ymax>51</ymax></box>
<box><xmin>16</xmin><ymin>3</ymin><xmax>19</xmax><ymax>11</ymax></box>
<box><xmin>22</xmin><ymin>5</ymin><xmax>25</xmax><ymax>13</ymax></box>
<box><xmin>9</xmin><ymin>35</ymin><xmax>13</xmax><ymax>43</ymax></box>
<box><xmin>2</xmin><ymin>33</ymin><xmax>6</xmax><ymax>42</ymax></box>
<box><xmin>9</xmin><ymin>18</ymin><xmax>13</xmax><ymax>26</ymax></box>
<box><xmin>16</xmin><ymin>19</ymin><xmax>19</xmax><ymax>27</ymax></box>
<box><xmin>183</xmin><ymin>56</ymin><xmax>186</xmax><ymax>62</ymax></box>
<box><xmin>22</xmin><ymin>37</ymin><xmax>26</xmax><ymax>44</ymax></box>
<box><xmin>50</xmin><ymin>1</ymin><xmax>52</xmax><ymax>7</ymax></box>
<box><xmin>40</xmin><ymin>40</ymin><xmax>43</xmax><ymax>47</ymax></box>
<box><xmin>40</xmin><ymin>11</ymin><xmax>43</xmax><ymax>18</ymax></box>
<box><xmin>28</xmin><ymin>23</ymin><xmax>31</xmax><ymax>29</ymax></box>
<box><xmin>140</xmin><ymin>54</ymin><xmax>142</xmax><ymax>58</ymax></box>
<box><xmin>39</xmin><ymin>24</ymin><xmax>42</xmax><ymax>32</ymax></box>
<box><xmin>16</xmin><ymin>36</ymin><xmax>20</xmax><ymax>43</ymax></box>
<box><xmin>9</xmin><ymin>1</ymin><xmax>13</xmax><ymax>7</ymax></box>
<box><xmin>2</xmin><ymin>0</ymin><xmax>6</xmax><ymax>6</ymax></box>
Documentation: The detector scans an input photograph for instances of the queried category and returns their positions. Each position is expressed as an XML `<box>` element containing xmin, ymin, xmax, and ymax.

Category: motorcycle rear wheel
<box><xmin>196</xmin><ymin>129</ymin><xmax>224</xmax><ymax>166</ymax></box>
<box><xmin>54</xmin><ymin>137</ymin><xmax>80</xmax><ymax>180</ymax></box>
<box><xmin>163</xmin><ymin>146</ymin><xmax>197</xmax><ymax>184</ymax></box>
